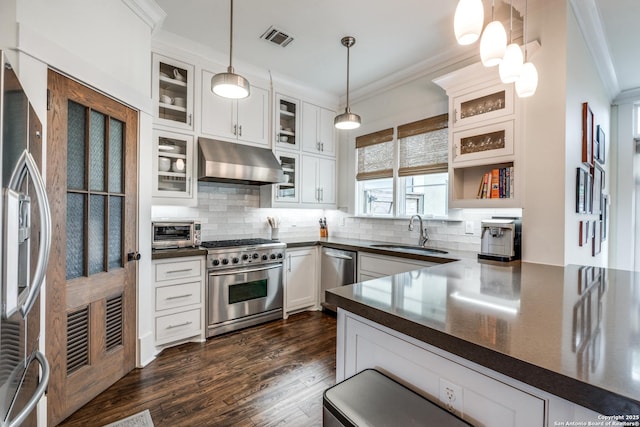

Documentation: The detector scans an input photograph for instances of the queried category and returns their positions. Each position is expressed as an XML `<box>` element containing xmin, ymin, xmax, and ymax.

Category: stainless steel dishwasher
<box><xmin>320</xmin><ymin>247</ymin><xmax>357</xmax><ymax>312</ymax></box>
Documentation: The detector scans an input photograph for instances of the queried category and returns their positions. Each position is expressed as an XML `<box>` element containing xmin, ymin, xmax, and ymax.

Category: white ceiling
<box><xmin>154</xmin><ymin>0</ymin><xmax>640</xmax><ymax>99</ymax></box>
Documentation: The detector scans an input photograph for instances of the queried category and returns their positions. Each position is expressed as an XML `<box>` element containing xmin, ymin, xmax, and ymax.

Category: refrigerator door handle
<box><xmin>6</xmin><ymin>150</ymin><xmax>51</xmax><ymax>318</ymax></box>
<box><xmin>3</xmin><ymin>351</ymin><xmax>50</xmax><ymax>427</ymax></box>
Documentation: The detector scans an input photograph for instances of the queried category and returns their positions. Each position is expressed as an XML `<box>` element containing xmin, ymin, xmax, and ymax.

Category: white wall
<box><xmin>519</xmin><ymin>0</ymin><xmax>568</xmax><ymax>266</ymax></box>
<box><xmin>13</xmin><ymin>0</ymin><xmax>152</xmax><ymax>112</ymax></box>
<box><xmin>563</xmin><ymin>6</ymin><xmax>611</xmax><ymax>267</ymax></box>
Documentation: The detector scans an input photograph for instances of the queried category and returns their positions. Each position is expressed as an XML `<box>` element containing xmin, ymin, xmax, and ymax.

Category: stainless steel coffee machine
<box><xmin>478</xmin><ymin>218</ymin><xmax>522</xmax><ymax>262</ymax></box>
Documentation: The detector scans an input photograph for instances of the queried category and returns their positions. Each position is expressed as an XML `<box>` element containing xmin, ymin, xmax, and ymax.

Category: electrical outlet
<box><xmin>439</xmin><ymin>378</ymin><xmax>463</xmax><ymax>417</ymax></box>
<box><xmin>465</xmin><ymin>221</ymin><xmax>474</xmax><ymax>235</ymax></box>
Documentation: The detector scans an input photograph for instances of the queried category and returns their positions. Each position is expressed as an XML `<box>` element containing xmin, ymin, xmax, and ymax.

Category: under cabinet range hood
<box><xmin>198</xmin><ymin>137</ymin><xmax>285</xmax><ymax>185</ymax></box>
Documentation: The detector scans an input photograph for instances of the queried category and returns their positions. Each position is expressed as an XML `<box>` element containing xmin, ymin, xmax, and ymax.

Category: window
<box><xmin>356</xmin><ymin>114</ymin><xmax>449</xmax><ymax>217</ymax></box>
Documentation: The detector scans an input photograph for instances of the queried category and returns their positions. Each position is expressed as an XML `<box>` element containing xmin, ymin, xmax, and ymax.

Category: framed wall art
<box><xmin>579</xmin><ymin>220</ymin><xmax>589</xmax><ymax>247</ymax></box>
<box><xmin>582</xmin><ymin>102</ymin><xmax>594</xmax><ymax>167</ymax></box>
<box><xmin>591</xmin><ymin>163</ymin><xmax>604</xmax><ymax>215</ymax></box>
<box><xmin>576</xmin><ymin>167</ymin><xmax>587</xmax><ymax>213</ymax></box>
<box><xmin>592</xmin><ymin>220</ymin><xmax>602</xmax><ymax>256</ymax></box>
<box><xmin>601</xmin><ymin>194</ymin><xmax>609</xmax><ymax>241</ymax></box>
<box><xmin>595</xmin><ymin>125</ymin><xmax>605</xmax><ymax>164</ymax></box>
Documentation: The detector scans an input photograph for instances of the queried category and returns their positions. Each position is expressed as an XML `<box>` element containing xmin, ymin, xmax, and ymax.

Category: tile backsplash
<box><xmin>152</xmin><ymin>182</ymin><xmax>522</xmax><ymax>253</ymax></box>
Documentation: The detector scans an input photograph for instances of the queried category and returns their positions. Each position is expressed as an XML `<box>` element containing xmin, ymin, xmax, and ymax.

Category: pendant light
<box><xmin>499</xmin><ymin>0</ymin><xmax>523</xmax><ymax>83</ymax></box>
<box><xmin>454</xmin><ymin>0</ymin><xmax>484</xmax><ymax>45</ymax></box>
<box><xmin>211</xmin><ymin>0</ymin><xmax>250</xmax><ymax>99</ymax></box>
<box><xmin>516</xmin><ymin>0</ymin><xmax>538</xmax><ymax>97</ymax></box>
<box><xmin>334</xmin><ymin>36</ymin><xmax>361</xmax><ymax>130</ymax></box>
<box><xmin>480</xmin><ymin>0</ymin><xmax>507</xmax><ymax>67</ymax></box>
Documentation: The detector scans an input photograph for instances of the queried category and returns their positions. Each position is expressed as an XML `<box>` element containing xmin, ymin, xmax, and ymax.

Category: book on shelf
<box><xmin>476</xmin><ymin>166</ymin><xmax>514</xmax><ymax>199</ymax></box>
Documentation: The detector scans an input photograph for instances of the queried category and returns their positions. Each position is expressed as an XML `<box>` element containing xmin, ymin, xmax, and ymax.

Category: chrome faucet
<box><xmin>408</xmin><ymin>214</ymin><xmax>429</xmax><ymax>247</ymax></box>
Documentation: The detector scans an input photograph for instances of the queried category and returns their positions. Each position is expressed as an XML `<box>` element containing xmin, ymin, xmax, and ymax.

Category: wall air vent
<box><xmin>260</xmin><ymin>26</ymin><xmax>294</xmax><ymax>47</ymax></box>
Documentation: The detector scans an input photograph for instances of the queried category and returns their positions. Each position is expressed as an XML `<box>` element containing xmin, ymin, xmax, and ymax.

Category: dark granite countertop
<box><xmin>281</xmin><ymin>236</ymin><xmax>477</xmax><ymax>264</ymax></box>
<box><xmin>326</xmin><ymin>259</ymin><xmax>640</xmax><ymax>416</ymax></box>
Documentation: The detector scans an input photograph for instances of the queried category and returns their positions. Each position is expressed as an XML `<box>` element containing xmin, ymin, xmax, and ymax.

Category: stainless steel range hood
<box><xmin>198</xmin><ymin>137</ymin><xmax>285</xmax><ymax>185</ymax></box>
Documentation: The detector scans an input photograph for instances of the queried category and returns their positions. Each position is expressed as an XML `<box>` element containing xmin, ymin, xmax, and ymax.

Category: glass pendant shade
<box><xmin>516</xmin><ymin>62</ymin><xmax>538</xmax><ymax>97</ymax></box>
<box><xmin>211</xmin><ymin>68</ymin><xmax>250</xmax><ymax>99</ymax></box>
<box><xmin>499</xmin><ymin>43</ymin><xmax>524</xmax><ymax>83</ymax></box>
<box><xmin>454</xmin><ymin>0</ymin><xmax>485</xmax><ymax>45</ymax></box>
<box><xmin>480</xmin><ymin>21</ymin><xmax>507</xmax><ymax>67</ymax></box>
<box><xmin>334</xmin><ymin>109</ymin><xmax>361</xmax><ymax>130</ymax></box>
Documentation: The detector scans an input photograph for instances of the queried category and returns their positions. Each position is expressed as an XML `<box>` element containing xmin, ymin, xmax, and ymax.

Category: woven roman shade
<box><xmin>397</xmin><ymin>114</ymin><xmax>448</xmax><ymax>177</ymax></box>
<box><xmin>356</xmin><ymin>128</ymin><xmax>394</xmax><ymax>181</ymax></box>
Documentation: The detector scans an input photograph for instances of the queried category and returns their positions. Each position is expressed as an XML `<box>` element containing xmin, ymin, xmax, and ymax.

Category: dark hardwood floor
<box><xmin>57</xmin><ymin>311</ymin><xmax>337</xmax><ymax>427</ymax></box>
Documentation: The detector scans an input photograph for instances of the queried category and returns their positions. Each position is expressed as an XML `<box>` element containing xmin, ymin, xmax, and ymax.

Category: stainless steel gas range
<box><xmin>202</xmin><ymin>238</ymin><xmax>286</xmax><ymax>338</ymax></box>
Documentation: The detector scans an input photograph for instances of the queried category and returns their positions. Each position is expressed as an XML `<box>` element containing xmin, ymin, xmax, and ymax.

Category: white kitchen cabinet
<box><xmin>153</xmin><ymin>256</ymin><xmax>206</xmax><ymax>347</ymax></box>
<box><xmin>152</xmin><ymin>53</ymin><xmax>194</xmax><ymax>131</ymax></box>
<box><xmin>338</xmin><ymin>311</ymin><xmax>546</xmax><ymax>427</ymax></box>
<box><xmin>434</xmin><ymin>62</ymin><xmax>522</xmax><ymax>209</ymax></box>
<box><xmin>285</xmin><ymin>247</ymin><xmax>318</xmax><ymax>315</ymax></box>
<box><xmin>152</xmin><ymin>129</ymin><xmax>197</xmax><ymax>205</ymax></box>
<box><xmin>260</xmin><ymin>150</ymin><xmax>301</xmax><ymax>207</ymax></box>
<box><xmin>275</xmin><ymin>94</ymin><xmax>300</xmax><ymax>150</ymax></box>
<box><xmin>301</xmin><ymin>155</ymin><xmax>336</xmax><ymax>207</ymax></box>
<box><xmin>301</xmin><ymin>101</ymin><xmax>336</xmax><ymax>156</ymax></box>
<box><xmin>201</xmin><ymin>69</ymin><xmax>269</xmax><ymax>147</ymax></box>
<box><xmin>358</xmin><ymin>252</ymin><xmax>437</xmax><ymax>281</ymax></box>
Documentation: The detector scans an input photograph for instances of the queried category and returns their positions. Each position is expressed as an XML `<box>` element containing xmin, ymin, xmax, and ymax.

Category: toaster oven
<box><xmin>152</xmin><ymin>221</ymin><xmax>201</xmax><ymax>249</ymax></box>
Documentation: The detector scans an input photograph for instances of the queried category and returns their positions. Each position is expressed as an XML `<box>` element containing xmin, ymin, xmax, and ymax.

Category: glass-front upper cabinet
<box><xmin>153</xmin><ymin>129</ymin><xmax>195</xmax><ymax>202</ymax></box>
<box><xmin>452</xmin><ymin>84</ymin><xmax>514</xmax><ymax>129</ymax></box>
<box><xmin>275</xmin><ymin>93</ymin><xmax>300</xmax><ymax>150</ymax></box>
<box><xmin>275</xmin><ymin>151</ymin><xmax>299</xmax><ymax>203</ymax></box>
<box><xmin>152</xmin><ymin>53</ymin><xmax>194</xmax><ymax>131</ymax></box>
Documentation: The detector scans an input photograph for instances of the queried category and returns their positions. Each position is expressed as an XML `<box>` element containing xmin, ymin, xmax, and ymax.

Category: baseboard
<box><xmin>138</xmin><ymin>331</ymin><xmax>156</xmax><ymax>367</ymax></box>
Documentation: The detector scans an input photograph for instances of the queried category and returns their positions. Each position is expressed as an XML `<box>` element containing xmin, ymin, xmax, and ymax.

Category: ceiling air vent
<box><xmin>260</xmin><ymin>26</ymin><xmax>294</xmax><ymax>47</ymax></box>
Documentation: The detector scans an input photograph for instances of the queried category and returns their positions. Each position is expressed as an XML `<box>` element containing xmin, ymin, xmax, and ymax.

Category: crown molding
<box><xmin>569</xmin><ymin>0</ymin><xmax>619</xmax><ymax>99</ymax></box>
<box><xmin>613</xmin><ymin>88</ymin><xmax>640</xmax><ymax>105</ymax></box>
<box><xmin>121</xmin><ymin>0</ymin><xmax>166</xmax><ymax>34</ymax></box>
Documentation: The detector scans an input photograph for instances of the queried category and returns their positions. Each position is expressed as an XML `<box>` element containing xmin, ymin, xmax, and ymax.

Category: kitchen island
<box><xmin>326</xmin><ymin>259</ymin><xmax>640</xmax><ymax>425</ymax></box>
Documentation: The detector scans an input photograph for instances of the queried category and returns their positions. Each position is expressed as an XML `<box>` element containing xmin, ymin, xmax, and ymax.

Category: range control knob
<box><xmin>262</xmin><ymin>254</ymin><xmax>268</xmax><ymax>261</ymax></box>
<box><xmin>221</xmin><ymin>258</ymin><xmax>229</xmax><ymax>265</ymax></box>
<box><xmin>276</xmin><ymin>253</ymin><xmax>283</xmax><ymax>259</ymax></box>
<box><xmin>232</xmin><ymin>257</ymin><xmax>240</xmax><ymax>264</ymax></box>
<box><xmin>270</xmin><ymin>254</ymin><xmax>276</xmax><ymax>260</ymax></box>
<box><xmin>242</xmin><ymin>254</ymin><xmax>249</xmax><ymax>261</ymax></box>
<box><xmin>252</xmin><ymin>253</ymin><xmax>259</xmax><ymax>259</ymax></box>
<box><xmin>212</xmin><ymin>259</ymin><xmax>220</xmax><ymax>266</ymax></box>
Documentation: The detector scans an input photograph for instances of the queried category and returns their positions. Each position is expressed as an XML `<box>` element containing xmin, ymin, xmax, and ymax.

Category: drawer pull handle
<box><xmin>166</xmin><ymin>293</ymin><xmax>193</xmax><ymax>300</ymax></box>
<box><xmin>166</xmin><ymin>268</ymin><xmax>192</xmax><ymax>274</ymax></box>
<box><xmin>166</xmin><ymin>321</ymin><xmax>193</xmax><ymax>329</ymax></box>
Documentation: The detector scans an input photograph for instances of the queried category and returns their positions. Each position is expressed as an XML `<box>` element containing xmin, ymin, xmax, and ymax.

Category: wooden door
<box><xmin>45</xmin><ymin>70</ymin><xmax>138</xmax><ymax>426</ymax></box>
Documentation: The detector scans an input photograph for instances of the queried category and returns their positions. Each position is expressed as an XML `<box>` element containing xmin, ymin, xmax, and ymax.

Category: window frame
<box><xmin>355</xmin><ymin>114</ymin><xmax>450</xmax><ymax>219</ymax></box>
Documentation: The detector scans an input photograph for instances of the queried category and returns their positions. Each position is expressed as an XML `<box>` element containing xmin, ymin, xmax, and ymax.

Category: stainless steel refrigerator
<box><xmin>0</xmin><ymin>51</ymin><xmax>51</xmax><ymax>427</ymax></box>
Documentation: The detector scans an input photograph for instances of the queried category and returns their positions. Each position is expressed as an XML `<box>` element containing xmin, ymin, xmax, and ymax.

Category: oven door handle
<box><xmin>208</xmin><ymin>263</ymin><xmax>282</xmax><ymax>276</ymax></box>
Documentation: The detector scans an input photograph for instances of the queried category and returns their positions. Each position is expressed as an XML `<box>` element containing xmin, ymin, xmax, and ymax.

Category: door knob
<box><xmin>127</xmin><ymin>252</ymin><xmax>141</xmax><ymax>262</ymax></box>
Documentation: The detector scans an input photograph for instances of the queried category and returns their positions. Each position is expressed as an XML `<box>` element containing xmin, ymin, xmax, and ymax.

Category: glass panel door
<box><xmin>65</xmin><ymin>101</ymin><xmax>124</xmax><ymax>280</ymax></box>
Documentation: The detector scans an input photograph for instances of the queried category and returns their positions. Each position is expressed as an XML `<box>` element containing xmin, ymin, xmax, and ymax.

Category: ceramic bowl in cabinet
<box><xmin>160</xmin><ymin>94</ymin><xmax>173</xmax><ymax>104</ymax></box>
<box><xmin>158</xmin><ymin>157</ymin><xmax>171</xmax><ymax>172</ymax></box>
<box><xmin>172</xmin><ymin>158</ymin><xmax>185</xmax><ymax>172</ymax></box>
<box><xmin>173</xmin><ymin>97</ymin><xmax>185</xmax><ymax>107</ymax></box>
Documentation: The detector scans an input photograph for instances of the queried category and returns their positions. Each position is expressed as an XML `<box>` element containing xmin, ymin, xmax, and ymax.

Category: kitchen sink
<box><xmin>370</xmin><ymin>244</ymin><xmax>448</xmax><ymax>255</ymax></box>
